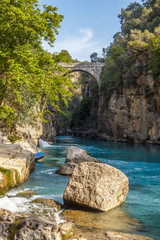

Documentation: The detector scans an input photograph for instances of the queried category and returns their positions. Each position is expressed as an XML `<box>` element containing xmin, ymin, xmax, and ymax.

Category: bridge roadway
<box><xmin>60</xmin><ymin>62</ymin><xmax>105</xmax><ymax>86</ymax></box>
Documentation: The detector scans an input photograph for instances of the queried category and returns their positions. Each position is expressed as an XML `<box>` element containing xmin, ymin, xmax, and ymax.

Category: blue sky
<box><xmin>40</xmin><ymin>0</ymin><xmax>142</xmax><ymax>61</ymax></box>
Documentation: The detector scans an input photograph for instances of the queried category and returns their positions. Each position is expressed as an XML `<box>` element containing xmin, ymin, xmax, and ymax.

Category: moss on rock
<box><xmin>0</xmin><ymin>167</ymin><xmax>19</xmax><ymax>195</ymax></box>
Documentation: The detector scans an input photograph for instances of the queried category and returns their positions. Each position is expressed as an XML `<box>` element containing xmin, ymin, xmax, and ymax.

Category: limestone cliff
<box><xmin>0</xmin><ymin>143</ymin><xmax>35</xmax><ymax>195</ymax></box>
<box><xmin>42</xmin><ymin>105</ymin><xmax>56</xmax><ymax>141</ymax></box>
<box><xmin>0</xmin><ymin>105</ymin><xmax>56</xmax><ymax>152</ymax></box>
<box><xmin>98</xmin><ymin>86</ymin><xmax>160</xmax><ymax>144</ymax></box>
<box><xmin>71</xmin><ymin>71</ymin><xmax>160</xmax><ymax>144</ymax></box>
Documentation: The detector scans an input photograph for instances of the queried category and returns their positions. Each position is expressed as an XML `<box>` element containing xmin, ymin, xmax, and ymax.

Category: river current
<box><xmin>0</xmin><ymin>136</ymin><xmax>160</xmax><ymax>239</ymax></box>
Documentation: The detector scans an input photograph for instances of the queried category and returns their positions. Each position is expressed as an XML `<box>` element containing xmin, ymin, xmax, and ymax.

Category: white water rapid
<box><xmin>38</xmin><ymin>139</ymin><xmax>52</xmax><ymax>148</ymax></box>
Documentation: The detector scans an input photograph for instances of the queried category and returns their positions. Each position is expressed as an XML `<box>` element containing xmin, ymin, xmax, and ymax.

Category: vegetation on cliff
<box><xmin>91</xmin><ymin>0</ymin><xmax>160</xmax><ymax>107</ymax></box>
<box><xmin>64</xmin><ymin>0</ymin><xmax>160</xmax><ymax>140</ymax></box>
<box><xmin>0</xmin><ymin>0</ymin><xmax>72</xmax><ymax>136</ymax></box>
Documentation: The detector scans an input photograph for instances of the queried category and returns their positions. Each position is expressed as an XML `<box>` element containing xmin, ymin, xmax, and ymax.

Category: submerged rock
<box><xmin>32</xmin><ymin>198</ymin><xmax>62</xmax><ymax>211</ymax></box>
<box><xmin>66</xmin><ymin>146</ymin><xmax>100</xmax><ymax>163</ymax></box>
<box><xmin>56</xmin><ymin>162</ymin><xmax>78</xmax><ymax>176</ymax></box>
<box><xmin>16</xmin><ymin>190</ymin><xmax>34</xmax><ymax>199</ymax></box>
<box><xmin>63</xmin><ymin>162</ymin><xmax>129</xmax><ymax>212</ymax></box>
<box><xmin>62</xmin><ymin>207</ymin><xmax>141</xmax><ymax>233</ymax></box>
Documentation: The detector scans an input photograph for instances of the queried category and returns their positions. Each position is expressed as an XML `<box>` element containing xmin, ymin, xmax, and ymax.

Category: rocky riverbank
<box><xmin>0</xmin><ymin>144</ymin><xmax>155</xmax><ymax>239</ymax></box>
<box><xmin>0</xmin><ymin>206</ymin><xmax>153</xmax><ymax>240</ymax></box>
<box><xmin>0</xmin><ymin>143</ymin><xmax>35</xmax><ymax>195</ymax></box>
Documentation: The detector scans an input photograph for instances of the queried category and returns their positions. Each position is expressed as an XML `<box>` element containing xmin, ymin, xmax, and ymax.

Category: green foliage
<box><xmin>100</xmin><ymin>43</ymin><xmax>137</xmax><ymax>107</ymax></box>
<box><xmin>0</xmin><ymin>0</ymin><xmax>72</xmax><ymax>132</ymax></box>
<box><xmin>99</xmin><ymin>0</ymin><xmax>160</xmax><ymax>110</ymax></box>
<box><xmin>90</xmin><ymin>49</ymin><xmax>106</xmax><ymax>63</ymax></box>
<box><xmin>70</xmin><ymin>98</ymin><xmax>92</xmax><ymax>128</ymax></box>
<box><xmin>9</xmin><ymin>134</ymin><xmax>20</xmax><ymax>143</ymax></box>
<box><xmin>0</xmin><ymin>167</ymin><xmax>13</xmax><ymax>194</ymax></box>
<box><xmin>90</xmin><ymin>52</ymin><xmax>98</xmax><ymax>62</ymax></box>
<box><xmin>53</xmin><ymin>50</ymin><xmax>72</xmax><ymax>63</ymax></box>
<box><xmin>128</xmin><ymin>29</ymin><xmax>153</xmax><ymax>53</ymax></box>
<box><xmin>57</xmin><ymin>71</ymin><xmax>99</xmax><ymax>131</ymax></box>
<box><xmin>149</xmin><ymin>35</ymin><xmax>160</xmax><ymax>85</ymax></box>
<box><xmin>118</xmin><ymin>2</ymin><xmax>143</xmax><ymax>35</ymax></box>
<box><xmin>118</xmin><ymin>0</ymin><xmax>160</xmax><ymax>35</ymax></box>
<box><xmin>0</xmin><ymin>104</ymin><xmax>17</xmax><ymax>128</ymax></box>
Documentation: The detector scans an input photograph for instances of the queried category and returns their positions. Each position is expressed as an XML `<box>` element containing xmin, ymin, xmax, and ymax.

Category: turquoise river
<box><xmin>0</xmin><ymin>136</ymin><xmax>160</xmax><ymax>239</ymax></box>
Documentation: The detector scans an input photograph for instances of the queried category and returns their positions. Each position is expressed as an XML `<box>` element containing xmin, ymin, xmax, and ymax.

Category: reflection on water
<box><xmin>62</xmin><ymin>204</ymin><xmax>142</xmax><ymax>233</ymax></box>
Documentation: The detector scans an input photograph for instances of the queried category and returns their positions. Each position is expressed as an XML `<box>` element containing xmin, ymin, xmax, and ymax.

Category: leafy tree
<box><xmin>70</xmin><ymin>98</ymin><xmax>92</xmax><ymax>128</ymax></box>
<box><xmin>90</xmin><ymin>52</ymin><xmax>98</xmax><ymax>62</ymax></box>
<box><xmin>0</xmin><ymin>0</ymin><xmax>72</xmax><ymax>132</ymax></box>
<box><xmin>149</xmin><ymin>34</ymin><xmax>160</xmax><ymax>85</ymax></box>
<box><xmin>54</xmin><ymin>50</ymin><xmax>72</xmax><ymax>63</ymax></box>
<box><xmin>102</xmin><ymin>47</ymin><xmax>108</xmax><ymax>60</ymax></box>
<box><xmin>118</xmin><ymin>2</ymin><xmax>143</xmax><ymax>35</ymax></box>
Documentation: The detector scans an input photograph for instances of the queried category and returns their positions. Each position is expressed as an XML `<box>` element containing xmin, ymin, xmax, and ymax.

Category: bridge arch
<box><xmin>71</xmin><ymin>69</ymin><xmax>99</xmax><ymax>85</ymax></box>
<box><xmin>60</xmin><ymin>62</ymin><xmax>104</xmax><ymax>87</ymax></box>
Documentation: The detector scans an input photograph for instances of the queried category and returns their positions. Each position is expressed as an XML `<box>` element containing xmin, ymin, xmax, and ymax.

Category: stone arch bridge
<box><xmin>60</xmin><ymin>62</ymin><xmax>105</xmax><ymax>87</ymax></box>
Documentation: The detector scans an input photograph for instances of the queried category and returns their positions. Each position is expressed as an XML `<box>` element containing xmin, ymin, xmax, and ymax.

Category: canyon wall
<box><xmin>98</xmin><ymin>86</ymin><xmax>160</xmax><ymax>144</ymax></box>
<box><xmin>72</xmin><ymin>73</ymin><xmax>160</xmax><ymax>144</ymax></box>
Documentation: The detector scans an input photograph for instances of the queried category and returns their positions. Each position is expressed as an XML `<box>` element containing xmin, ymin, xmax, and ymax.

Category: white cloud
<box><xmin>43</xmin><ymin>28</ymin><xmax>105</xmax><ymax>61</ymax></box>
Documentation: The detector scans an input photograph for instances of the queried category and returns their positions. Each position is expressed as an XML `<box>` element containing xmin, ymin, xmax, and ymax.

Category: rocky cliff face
<box><xmin>42</xmin><ymin>115</ymin><xmax>56</xmax><ymax>142</ymax></box>
<box><xmin>71</xmin><ymin>71</ymin><xmax>160</xmax><ymax>144</ymax></box>
<box><xmin>98</xmin><ymin>86</ymin><xmax>160</xmax><ymax>144</ymax></box>
<box><xmin>42</xmin><ymin>104</ymin><xmax>56</xmax><ymax>141</ymax></box>
<box><xmin>0</xmin><ymin>105</ymin><xmax>56</xmax><ymax>152</ymax></box>
<box><xmin>0</xmin><ymin>143</ymin><xmax>35</xmax><ymax>195</ymax></box>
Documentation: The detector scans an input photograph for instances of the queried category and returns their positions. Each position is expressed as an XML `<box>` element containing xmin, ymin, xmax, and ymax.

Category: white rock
<box><xmin>63</xmin><ymin>162</ymin><xmax>129</xmax><ymax>212</ymax></box>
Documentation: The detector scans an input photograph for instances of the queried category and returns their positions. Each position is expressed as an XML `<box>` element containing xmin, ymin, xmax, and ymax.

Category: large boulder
<box><xmin>63</xmin><ymin>162</ymin><xmax>129</xmax><ymax>212</ymax></box>
<box><xmin>66</xmin><ymin>146</ymin><xmax>100</xmax><ymax>163</ymax></box>
<box><xmin>0</xmin><ymin>143</ymin><xmax>35</xmax><ymax>194</ymax></box>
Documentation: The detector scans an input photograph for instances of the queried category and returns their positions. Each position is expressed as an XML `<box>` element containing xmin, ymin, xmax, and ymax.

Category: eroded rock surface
<box><xmin>0</xmin><ymin>143</ymin><xmax>35</xmax><ymax>194</ymax></box>
<box><xmin>98</xmin><ymin>87</ymin><xmax>160</xmax><ymax>144</ymax></box>
<box><xmin>0</xmin><ymin>211</ymin><xmax>74</xmax><ymax>240</ymax></box>
<box><xmin>63</xmin><ymin>162</ymin><xmax>129</xmax><ymax>212</ymax></box>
